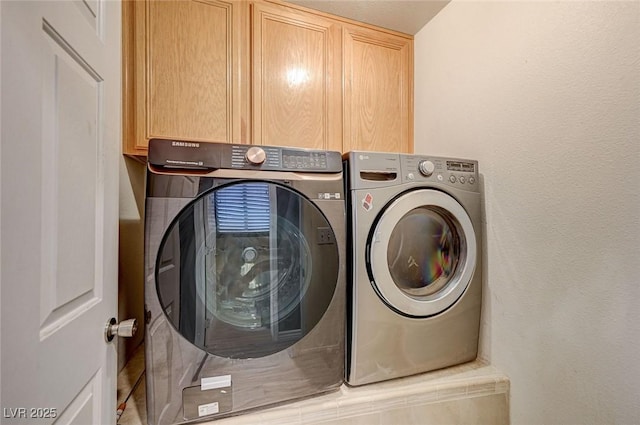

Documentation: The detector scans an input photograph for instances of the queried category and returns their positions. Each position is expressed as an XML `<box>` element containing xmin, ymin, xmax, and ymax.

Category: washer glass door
<box><xmin>367</xmin><ymin>189</ymin><xmax>476</xmax><ymax>317</ymax></box>
<box><xmin>155</xmin><ymin>181</ymin><xmax>339</xmax><ymax>359</ymax></box>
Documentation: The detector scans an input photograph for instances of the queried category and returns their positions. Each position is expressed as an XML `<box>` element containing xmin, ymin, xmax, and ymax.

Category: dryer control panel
<box><xmin>400</xmin><ymin>155</ymin><xmax>479</xmax><ymax>192</ymax></box>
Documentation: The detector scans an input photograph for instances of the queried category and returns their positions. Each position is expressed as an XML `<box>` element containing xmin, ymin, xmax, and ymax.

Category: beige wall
<box><xmin>118</xmin><ymin>156</ymin><xmax>146</xmax><ymax>371</ymax></box>
<box><xmin>414</xmin><ymin>1</ymin><xmax>640</xmax><ymax>424</ymax></box>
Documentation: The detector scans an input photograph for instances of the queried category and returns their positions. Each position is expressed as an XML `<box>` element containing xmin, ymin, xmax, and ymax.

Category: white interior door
<box><xmin>1</xmin><ymin>1</ymin><xmax>121</xmax><ymax>424</ymax></box>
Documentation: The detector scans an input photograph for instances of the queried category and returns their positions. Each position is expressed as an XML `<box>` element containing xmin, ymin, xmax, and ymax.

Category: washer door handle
<box><xmin>105</xmin><ymin>318</ymin><xmax>138</xmax><ymax>342</ymax></box>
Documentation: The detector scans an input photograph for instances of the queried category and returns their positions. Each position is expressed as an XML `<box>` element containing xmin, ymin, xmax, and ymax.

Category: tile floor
<box><xmin>116</xmin><ymin>344</ymin><xmax>146</xmax><ymax>425</ymax></box>
<box><xmin>116</xmin><ymin>344</ymin><xmax>509</xmax><ymax>425</ymax></box>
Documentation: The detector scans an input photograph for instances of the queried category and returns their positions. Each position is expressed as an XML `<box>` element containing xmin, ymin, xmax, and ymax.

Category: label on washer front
<box><xmin>198</xmin><ymin>402</ymin><xmax>219</xmax><ymax>417</ymax></box>
<box><xmin>362</xmin><ymin>193</ymin><xmax>373</xmax><ymax>211</ymax></box>
<box><xmin>201</xmin><ymin>375</ymin><xmax>231</xmax><ymax>390</ymax></box>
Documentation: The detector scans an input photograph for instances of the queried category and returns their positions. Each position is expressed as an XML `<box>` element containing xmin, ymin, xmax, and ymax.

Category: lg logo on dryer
<box><xmin>172</xmin><ymin>141</ymin><xmax>200</xmax><ymax>148</ymax></box>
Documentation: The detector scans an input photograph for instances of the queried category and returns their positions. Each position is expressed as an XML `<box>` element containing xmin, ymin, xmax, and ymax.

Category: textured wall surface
<box><xmin>118</xmin><ymin>157</ymin><xmax>146</xmax><ymax>371</ymax></box>
<box><xmin>414</xmin><ymin>2</ymin><xmax>640</xmax><ymax>424</ymax></box>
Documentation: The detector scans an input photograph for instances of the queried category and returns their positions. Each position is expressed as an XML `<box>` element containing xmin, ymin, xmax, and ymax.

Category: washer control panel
<box><xmin>401</xmin><ymin>154</ymin><xmax>479</xmax><ymax>191</ymax></box>
<box><xmin>146</xmin><ymin>139</ymin><xmax>342</xmax><ymax>173</ymax></box>
<box><xmin>229</xmin><ymin>145</ymin><xmax>334</xmax><ymax>171</ymax></box>
<box><xmin>230</xmin><ymin>145</ymin><xmax>282</xmax><ymax>169</ymax></box>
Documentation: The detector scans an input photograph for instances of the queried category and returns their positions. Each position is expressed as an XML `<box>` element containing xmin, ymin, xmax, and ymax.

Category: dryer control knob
<box><xmin>246</xmin><ymin>147</ymin><xmax>266</xmax><ymax>164</ymax></box>
<box><xmin>418</xmin><ymin>160</ymin><xmax>435</xmax><ymax>176</ymax></box>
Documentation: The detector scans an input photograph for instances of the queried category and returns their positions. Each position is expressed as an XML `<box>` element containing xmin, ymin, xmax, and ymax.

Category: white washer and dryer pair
<box><xmin>345</xmin><ymin>151</ymin><xmax>483</xmax><ymax>386</ymax></box>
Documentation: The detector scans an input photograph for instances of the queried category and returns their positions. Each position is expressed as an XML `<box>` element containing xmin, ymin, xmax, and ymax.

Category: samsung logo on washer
<box><xmin>172</xmin><ymin>141</ymin><xmax>200</xmax><ymax>148</ymax></box>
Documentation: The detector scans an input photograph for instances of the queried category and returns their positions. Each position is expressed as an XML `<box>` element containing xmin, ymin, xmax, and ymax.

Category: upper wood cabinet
<box><xmin>123</xmin><ymin>0</ymin><xmax>248</xmax><ymax>156</ymax></box>
<box><xmin>123</xmin><ymin>0</ymin><xmax>413</xmax><ymax>156</ymax></box>
<box><xmin>343</xmin><ymin>25</ymin><xmax>413</xmax><ymax>154</ymax></box>
<box><xmin>251</xmin><ymin>2</ymin><xmax>342</xmax><ymax>152</ymax></box>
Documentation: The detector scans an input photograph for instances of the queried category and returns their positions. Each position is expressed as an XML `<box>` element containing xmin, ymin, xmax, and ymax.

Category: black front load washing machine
<box><xmin>144</xmin><ymin>139</ymin><xmax>345</xmax><ymax>424</ymax></box>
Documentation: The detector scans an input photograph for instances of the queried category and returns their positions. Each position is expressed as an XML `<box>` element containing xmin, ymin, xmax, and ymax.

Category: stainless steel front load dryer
<box><xmin>144</xmin><ymin>139</ymin><xmax>345</xmax><ymax>424</ymax></box>
<box><xmin>345</xmin><ymin>151</ymin><xmax>482</xmax><ymax>386</ymax></box>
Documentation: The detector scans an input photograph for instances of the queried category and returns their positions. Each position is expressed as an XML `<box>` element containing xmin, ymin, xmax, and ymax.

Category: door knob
<box><xmin>105</xmin><ymin>318</ymin><xmax>138</xmax><ymax>342</ymax></box>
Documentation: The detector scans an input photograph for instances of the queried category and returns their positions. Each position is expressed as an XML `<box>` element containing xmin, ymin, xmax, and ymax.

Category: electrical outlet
<box><xmin>317</xmin><ymin>227</ymin><xmax>334</xmax><ymax>245</ymax></box>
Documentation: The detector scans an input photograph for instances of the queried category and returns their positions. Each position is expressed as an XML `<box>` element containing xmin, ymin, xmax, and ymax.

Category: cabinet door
<box><xmin>124</xmin><ymin>0</ymin><xmax>248</xmax><ymax>155</ymax></box>
<box><xmin>343</xmin><ymin>26</ymin><xmax>413</xmax><ymax>153</ymax></box>
<box><xmin>252</xmin><ymin>1</ymin><xmax>342</xmax><ymax>152</ymax></box>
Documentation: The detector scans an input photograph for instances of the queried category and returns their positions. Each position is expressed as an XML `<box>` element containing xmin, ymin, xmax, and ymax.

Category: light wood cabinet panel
<box><xmin>123</xmin><ymin>0</ymin><xmax>413</xmax><ymax>156</ymax></box>
<box><xmin>123</xmin><ymin>0</ymin><xmax>248</xmax><ymax>156</ymax></box>
<box><xmin>343</xmin><ymin>25</ymin><xmax>413</xmax><ymax>153</ymax></box>
<box><xmin>251</xmin><ymin>1</ymin><xmax>342</xmax><ymax>152</ymax></box>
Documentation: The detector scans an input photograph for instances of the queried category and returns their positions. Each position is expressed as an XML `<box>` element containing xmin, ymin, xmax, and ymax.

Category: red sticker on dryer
<box><xmin>362</xmin><ymin>193</ymin><xmax>373</xmax><ymax>211</ymax></box>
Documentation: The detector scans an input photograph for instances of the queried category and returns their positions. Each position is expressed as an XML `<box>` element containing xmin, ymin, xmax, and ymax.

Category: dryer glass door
<box><xmin>155</xmin><ymin>181</ymin><xmax>339</xmax><ymax>359</ymax></box>
<box><xmin>367</xmin><ymin>189</ymin><xmax>477</xmax><ymax>317</ymax></box>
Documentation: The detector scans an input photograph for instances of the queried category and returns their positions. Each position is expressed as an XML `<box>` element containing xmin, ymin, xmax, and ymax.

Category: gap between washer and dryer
<box><xmin>116</xmin><ymin>344</ymin><xmax>510</xmax><ymax>425</ymax></box>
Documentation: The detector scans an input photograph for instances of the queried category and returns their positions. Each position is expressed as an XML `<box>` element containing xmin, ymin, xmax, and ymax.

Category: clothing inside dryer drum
<box><xmin>156</xmin><ymin>182</ymin><xmax>339</xmax><ymax>359</ymax></box>
<box><xmin>387</xmin><ymin>206</ymin><xmax>463</xmax><ymax>298</ymax></box>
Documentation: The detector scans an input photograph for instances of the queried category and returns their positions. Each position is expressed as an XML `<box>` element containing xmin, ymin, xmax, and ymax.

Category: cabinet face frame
<box><xmin>251</xmin><ymin>1</ymin><xmax>343</xmax><ymax>153</ymax></box>
<box><xmin>123</xmin><ymin>0</ymin><xmax>249</xmax><ymax>156</ymax></box>
<box><xmin>343</xmin><ymin>25</ymin><xmax>414</xmax><ymax>154</ymax></box>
